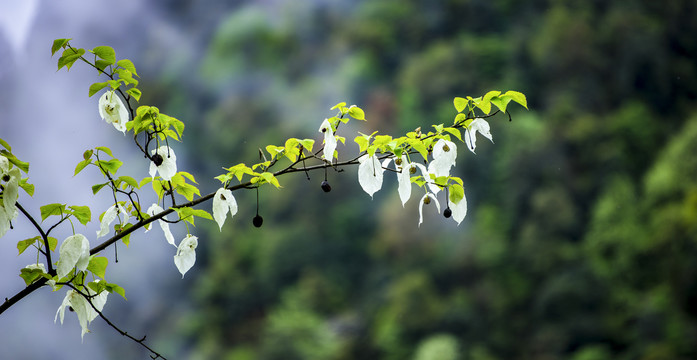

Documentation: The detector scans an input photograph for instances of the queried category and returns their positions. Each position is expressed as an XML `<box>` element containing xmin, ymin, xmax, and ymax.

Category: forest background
<box><xmin>0</xmin><ymin>0</ymin><xmax>696</xmax><ymax>359</ymax></box>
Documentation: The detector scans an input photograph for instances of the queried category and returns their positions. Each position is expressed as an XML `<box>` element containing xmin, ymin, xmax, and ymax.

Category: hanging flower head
<box><xmin>464</xmin><ymin>118</ymin><xmax>493</xmax><ymax>153</ymax></box>
<box><xmin>96</xmin><ymin>204</ymin><xmax>129</xmax><ymax>239</ymax></box>
<box><xmin>212</xmin><ymin>188</ymin><xmax>238</xmax><ymax>230</ymax></box>
<box><xmin>55</xmin><ymin>281</ymin><xmax>108</xmax><ymax>341</ymax></box>
<box><xmin>149</xmin><ymin>146</ymin><xmax>177</xmax><ymax>181</ymax></box>
<box><xmin>174</xmin><ymin>234</ymin><xmax>198</xmax><ymax>278</ymax></box>
<box><xmin>0</xmin><ymin>157</ymin><xmax>20</xmax><ymax>238</ymax></box>
<box><xmin>98</xmin><ymin>90</ymin><xmax>129</xmax><ymax>134</ymax></box>
<box><xmin>56</xmin><ymin>234</ymin><xmax>90</xmax><ymax>279</ymax></box>
<box><xmin>318</xmin><ymin>118</ymin><xmax>337</xmax><ymax>161</ymax></box>
<box><xmin>358</xmin><ymin>154</ymin><xmax>388</xmax><ymax>198</ymax></box>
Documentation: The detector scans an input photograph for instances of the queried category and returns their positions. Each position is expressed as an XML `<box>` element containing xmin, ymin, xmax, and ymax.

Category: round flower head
<box><xmin>98</xmin><ymin>90</ymin><xmax>129</xmax><ymax>134</ymax></box>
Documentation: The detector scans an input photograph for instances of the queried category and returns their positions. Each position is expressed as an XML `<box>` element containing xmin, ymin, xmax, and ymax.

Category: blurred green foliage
<box><xmin>143</xmin><ymin>0</ymin><xmax>697</xmax><ymax>359</ymax></box>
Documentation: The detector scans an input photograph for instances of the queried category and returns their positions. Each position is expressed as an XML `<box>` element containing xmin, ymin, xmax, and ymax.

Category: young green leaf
<box><xmin>51</xmin><ymin>38</ymin><xmax>71</xmax><ymax>56</ymax></box>
<box><xmin>88</xmin><ymin>82</ymin><xmax>108</xmax><ymax>97</ymax></box>
<box><xmin>40</xmin><ymin>203</ymin><xmax>66</xmax><ymax>222</ymax></box>
<box><xmin>454</xmin><ymin>97</ymin><xmax>467</xmax><ymax>113</ymax></box>
<box><xmin>17</xmin><ymin>237</ymin><xmax>40</xmax><ymax>255</ymax></box>
<box><xmin>74</xmin><ymin>159</ymin><xmax>91</xmax><ymax>176</ymax></box>
<box><xmin>87</xmin><ymin>256</ymin><xmax>108</xmax><ymax>279</ymax></box>
<box><xmin>116</xmin><ymin>59</ymin><xmax>138</xmax><ymax>77</ymax></box>
<box><xmin>68</xmin><ymin>205</ymin><xmax>91</xmax><ymax>225</ymax></box>
<box><xmin>92</xmin><ymin>46</ymin><xmax>116</xmax><ymax>64</ymax></box>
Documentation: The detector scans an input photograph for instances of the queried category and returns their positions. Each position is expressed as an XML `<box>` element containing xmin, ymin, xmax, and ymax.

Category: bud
<box><xmin>409</xmin><ymin>166</ymin><xmax>417</xmax><ymax>175</ymax></box>
<box><xmin>152</xmin><ymin>154</ymin><xmax>164</xmax><ymax>166</ymax></box>
<box><xmin>442</xmin><ymin>144</ymin><xmax>450</xmax><ymax>152</ymax></box>
<box><xmin>253</xmin><ymin>215</ymin><xmax>264</xmax><ymax>228</ymax></box>
<box><xmin>321</xmin><ymin>180</ymin><xmax>332</xmax><ymax>193</ymax></box>
<box><xmin>395</xmin><ymin>158</ymin><xmax>402</xmax><ymax>166</ymax></box>
<box><xmin>423</xmin><ymin>196</ymin><xmax>431</xmax><ymax>205</ymax></box>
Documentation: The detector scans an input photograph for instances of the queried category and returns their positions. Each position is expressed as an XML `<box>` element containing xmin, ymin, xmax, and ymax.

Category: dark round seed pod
<box><xmin>444</xmin><ymin>207</ymin><xmax>452</xmax><ymax>218</ymax></box>
<box><xmin>395</xmin><ymin>158</ymin><xmax>402</xmax><ymax>166</ymax></box>
<box><xmin>253</xmin><ymin>215</ymin><xmax>263</xmax><ymax>228</ymax></box>
<box><xmin>2</xmin><ymin>174</ymin><xmax>9</xmax><ymax>182</ymax></box>
<box><xmin>443</xmin><ymin>144</ymin><xmax>450</xmax><ymax>152</ymax></box>
<box><xmin>152</xmin><ymin>154</ymin><xmax>164</xmax><ymax>166</ymax></box>
<box><xmin>423</xmin><ymin>196</ymin><xmax>431</xmax><ymax>205</ymax></box>
<box><xmin>321</xmin><ymin>180</ymin><xmax>332</xmax><ymax>193</ymax></box>
<box><xmin>409</xmin><ymin>166</ymin><xmax>417</xmax><ymax>174</ymax></box>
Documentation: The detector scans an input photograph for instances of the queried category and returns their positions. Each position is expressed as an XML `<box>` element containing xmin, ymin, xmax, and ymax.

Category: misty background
<box><xmin>1</xmin><ymin>1</ymin><xmax>697</xmax><ymax>359</ymax></box>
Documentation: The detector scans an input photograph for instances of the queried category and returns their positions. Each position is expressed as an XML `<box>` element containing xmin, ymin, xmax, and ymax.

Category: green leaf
<box><xmin>20</xmin><ymin>268</ymin><xmax>45</xmax><ymax>286</ymax></box>
<box><xmin>348</xmin><ymin>105</ymin><xmax>366</xmax><ymax>120</ymax></box>
<box><xmin>87</xmin><ymin>256</ymin><xmax>108</xmax><ymax>279</ymax></box>
<box><xmin>97</xmin><ymin>159</ymin><xmax>123</xmax><ymax>174</ymax></box>
<box><xmin>57</xmin><ymin>47</ymin><xmax>85</xmax><ymax>71</ymax></box>
<box><xmin>0</xmin><ymin>137</ymin><xmax>12</xmax><ymax>151</ymax></box>
<box><xmin>330</xmin><ymin>102</ymin><xmax>346</xmax><ymax>110</ymax></box>
<box><xmin>17</xmin><ymin>237</ymin><xmax>40</xmax><ymax>255</ymax></box>
<box><xmin>475</xmin><ymin>98</ymin><xmax>492</xmax><ymax>115</ymax></box>
<box><xmin>19</xmin><ymin>178</ymin><xmax>34</xmax><ymax>196</ymax></box>
<box><xmin>126</xmin><ymin>88</ymin><xmax>142</xmax><ymax>102</ymax></box>
<box><xmin>74</xmin><ymin>158</ymin><xmax>91</xmax><ymax>176</ymax></box>
<box><xmin>192</xmin><ymin>209</ymin><xmax>213</xmax><ymax>220</ymax></box>
<box><xmin>139</xmin><ymin>177</ymin><xmax>153</xmax><ymax>188</ymax></box>
<box><xmin>88</xmin><ymin>82</ymin><xmax>108</xmax><ymax>97</ymax></box>
<box><xmin>260</xmin><ymin>172</ymin><xmax>281</xmax><ymax>188</ymax></box>
<box><xmin>68</xmin><ymin>205</ymin><xmax>91</xmax><ymax>225</ymax></box>
<box><xmin>490</xmin><ymin>96</ymin><xmax>512</xmax><ymax>113</ymax></box>
<box><xmin>450</xmin><ymin>183</ymin><xmax>464</xmax><ymax>204</ymax></box>
<box><xmin>106</xmin><ymin>283</ymin><xmax>127</xmax><ymax>299</ymax></box>
<box><xmin>51</xmin><ymin>38</ymin><xmax>71</xmax><ymax>56</ymax></box>
<box><xmin>299</xmin><ymin>139</ymin><xmax>315</xmax><ymax>152</ymax></box>
<box><xmin>118</xmin><ymin>176</ymin><xmax>139</xmax><ymax>189</ymax></box>
<box><xmin>175</xmin><ymin>183</ymin><xmax>200</xmax><ymax>201</ymax></box>
<box><xmin>442</xmin><ymin>127</ymin><xmax>463</xmax><ymax>142</ymax></box>
<box><xmin>40</xmin><ymin>203</ymin><xmax>66</xmax><ymax>222</ymax></box>
<box><xmin>454</xmin><ymin>97</ymin><xmax>467</xmax><ymax>113</ymax></box>
<box><xmin>0</xmin><ymin>150</ymin><xmax>29</xmax><ymax>173</ymax></box>
<box><xmin>92</xmin><ymin>46</ymin><xmax>116</xmax><ymax>64</ymax></box>
<box><xmin>95</xmin><ymin>59</ymin><xmax>112</xmax><ymax>71</ymax></box>
<box><xmin>407</xmin><ymin>139</ymin><xmax>428</xmax><ymax>159</ymax></box>
<box><xmin>95</xmin><ymin>146</ymin><xmax>114</xmax><ymax>157</ymax></box>
<box><xmin>505</xmin><ymin>90</ymin><xmax>528</xmax><ymax>109</ymax></box>
<box><xmin>117</xmin><ymin>59</ymin><xmax>138</xmax><ymax>77</ymax></box>
<box><xmin>92</xmin><ymin>182</ymin><xmax>109</xmax><ymax>195</ymax></box>
<box><xmin>48</xmin><ymin>237</ymin><xmax>57</xmax><ymax>252</ymax></box>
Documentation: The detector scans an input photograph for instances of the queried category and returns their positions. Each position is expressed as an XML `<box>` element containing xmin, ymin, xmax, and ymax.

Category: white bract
<box><xmin>397</xmin><ymin>154</ymin><xmax>412</xmax><ymax>206</ymax></box>
<box><xmin>418</xmin><ymin>193</ymin><xmax>441</xmax><ymax>227</ymax></box>
<box><xmin>358</xmin><ymin>154</ymin><xmax>387</xmax><ymax>198</ymax></box>
<box><xmin>98</xmin><ymin>90</ymin><xmax>129</xmax><ymax>134</ymax></box>
<box><xmin>96</xmin><ymin>204</ymin><xmax>129</xmax><ymax>238</ymax></box>
<box><xmin>318</xmin><ymin>118</ymin><xmax>337</xmax><ymax>161</ymax></box>
<box><xmin>212</xmin><ymin>188</ymin><xmax>238</xmax><ymax>230</ymax></box>
<box><xmin>429</xmin><ymin>139</ymin><xmax>457</xmax><ymax>177</ymax></box>
<box><xmin>174</xmin><ymin>234</ymin><xmax>198</xmax><ymax>278</ymax></box>
<box><xmin>0</xmin><ymin>162</ymin><xmax>20</xmax><ymax>238</ymax></box>
<box><xmin>56</xmin><ymin>234</ymin><xmax>90</xmax><ymax>279</ymax></box>
<box><xmin>464</xmin><ymin>118</ymin><xmax>493</xmax><ymax>153</ymax></box>
<box><xmin>55</xmin><ymin>281</ymin><xmax>108</xmax><ymax>341</ymax></box>
<box><xmin>146</xmin><ymin>203</ymin><xmax>175</xmax><ymax>246</ymax></box>
<box><xmin>448</xmin><ymin>192</ymin><xmax>468</xmax><ymax>225</ymax></box>
<box><xmin>149</xmin><ymin>146</ymin><xmax>177</xmax><ymax>181</ymax></box>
